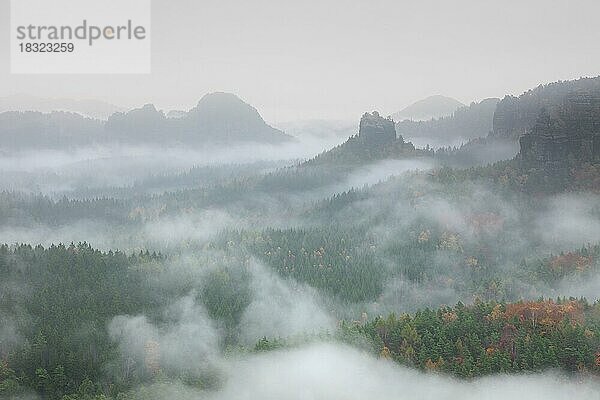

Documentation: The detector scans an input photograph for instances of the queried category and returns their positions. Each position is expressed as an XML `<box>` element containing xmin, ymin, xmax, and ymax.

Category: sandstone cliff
<box><xmin>519</xmin><ymin>91</ymin><xmax>600</xmax><ymax>171</ymax></box>
<box><xmin>359</xmin><ymin>111</ymin><xmax>398</xmax><ymax>146</ymax></box>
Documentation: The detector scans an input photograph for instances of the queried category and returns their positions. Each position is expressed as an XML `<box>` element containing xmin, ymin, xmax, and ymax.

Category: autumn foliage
<box><xmin>350</xmin><ymin>299</ymin><xmax>600</xmax><ymax>378</ymax></box>
<box><xmin>548</xmin><ymin>252</ymin><xmax>593</xmax><ymax>274</ymax></box>
<box><xmin>503</xmin><ymin>300</ymin><xmax>584</xmax><ymax>327</ymax></box>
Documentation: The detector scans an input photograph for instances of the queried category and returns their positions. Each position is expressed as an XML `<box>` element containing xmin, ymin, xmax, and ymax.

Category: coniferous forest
<box><xmin>2</xmin><ymin>3</ymin><xmax>600</xmax><ymax>398</ymax></box>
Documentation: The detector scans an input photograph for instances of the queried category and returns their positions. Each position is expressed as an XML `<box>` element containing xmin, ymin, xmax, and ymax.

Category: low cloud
<box><xmin>239</xmin><ymin>262</ymin><xmax>335</xmax><ymax>344</ymax></box>
<box><xmin>536</xmin><ymin>193</ymin><xmax>600</xmax><ymax>250</ymax></box>
<box><xmin>123</xmin><ymin>343</ymin><xmax>600</xmax><ymax>400</ymax></box>
<box><xmin>0</xmin><ymin>314</ymin><xmax>22</xmax><ymax>355</ymax></box>
<box><xmin>108</xmin><ymin>294</ymin><xmax>220</xmax><ymax>375</ymax></box>
<box><xmin>142</xmin><ymin>210</ymin><xmax>238</xmax><ymax>248</ymax></box>
<box><xmin>342</xmin><ymin>158</ymin><xmax>435</xmax><ymax>190</ymax></box>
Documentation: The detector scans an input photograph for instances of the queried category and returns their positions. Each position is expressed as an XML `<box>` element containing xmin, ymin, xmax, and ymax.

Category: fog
<box><xmin>1</xmin><ymin>136</ymin><xmax>599</xmax><ymax>398</ymax></box>
<box><xmin>213</xmin><ymin>344</ymin><xmax>599</xmax><ymax>400</ymax></box>
<box><xmin>2</xmin><ymin>0</ymin><xmax>600</xmax><ymax>397</ymax></box>
<box><xmin>238</xmin><ymin>262</ymin><xmax>335</xmax><ymax>343</ymax></box>
<box><xmin>2</xmin><ymin>151</ymin><xmax>598</xmax><ymax>309</ymax></box>
<box><xmin>535</xmin><ymin>194</ymin><xmax>600</xmax><ymax>250</ymax></box>
<box><xmin>0</xmin><ymin>140</ymin><xmax>335</xmax><ymax>197</ymax></box>
<box><xmin>104</xmin><ymin>241</ymin><xmax>599</xmax><ymax>397</ymax></box>
<box><xmin>0</xmin><ymin>155</ymin><xmax>439</xmax><ymax>251</ymax></box>
<box><xmin>0</xmin><ymin>314</ymin><xmax>22</xmax><ymax>355</ymax></box>
<box><xmin>333</xmin><ymin>175</ymin><xmax>600</xmax><ymax>313</ymax></box>
<box><xmin>109</xmin><ymin>294</ymin><xmax>221</xmax><ymax>375</ymax></box>
<box><xmin>342</xmin><ymin>158</ymin><xmax>435</xmax><ymax>190</ymax></box>
<box><xmin>107</xmin><ymin>257</ymin><xmax>337</xmax><ymax>376</ymax></box>
<box><xmin>120</xmin><ymin>344</ymin><xmax>599</xmax><ymax>400</ymax></box>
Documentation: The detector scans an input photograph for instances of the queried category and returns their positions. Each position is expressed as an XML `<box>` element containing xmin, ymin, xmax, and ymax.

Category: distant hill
<box><xmin>105</xmin><ymin>92</ymin><xmax>292</xmax><ymax>145</ymax></box>
<box><xmin>396</xmin><ymin>98</ymin><xmax>499</xmax><ymax>148</ymax></box>
<box><xmin>0</xmin><ymin>93</ymin><xmax>292</xmax><ymax>150</ymax></box>
<box><xmin>104</xmin><ymin>104</ymin><xmax>168</xmax><ymax>143</ymax></box>
<box><xmin>0</xmin><ymin>94</ymin><xmax>125</xmax><ymax>120</ymax></box>
<box><xmin>184</xmin><ymin>92</ymin><xmax>291</xmax><ymax>143</ymax></box>
<box><xmin>391</xmin><ymin>95</ymin><xmax>465</xmax><ymax>122</ymax></box>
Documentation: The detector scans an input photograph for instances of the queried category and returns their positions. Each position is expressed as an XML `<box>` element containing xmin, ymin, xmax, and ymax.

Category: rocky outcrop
<box><xmin>305</xmin><ymin>111</ymin><xmax>429</xmax><ymax>166</ymax></box>
<box><xmin>519</xmin><ymin>91</ymin><xmax>600</xmax><ymax>171</ymax></box>
<box><xmin>359</xmin><ymin>111</ymin><xmax>398</xmax><ymax>146</ymax></box>
<box><xmin>491</xmin><ymin>95</ymin><xmax>522</xmax><ymax>140</ymax></box>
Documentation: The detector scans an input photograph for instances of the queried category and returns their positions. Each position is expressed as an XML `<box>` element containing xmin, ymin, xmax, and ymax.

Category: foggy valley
<box><xmin>1</xmin><ymin>1</ymin><xmax>600</xmax><ymax>399</ymax></box>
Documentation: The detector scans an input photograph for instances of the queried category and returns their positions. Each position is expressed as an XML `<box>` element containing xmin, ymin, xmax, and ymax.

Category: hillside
<box><xmin>106</xmin><ymin>92</ymin><xmax>292</xmax><ymax>145</ymax></box>
<box><xmin>391</xmin><ymin>95</ymin><xmax>465</xmax><ymax>122</ymax></box>
<box><xmin>183</xmin><ymin>92</ymin><xmax>291</xmax><ymax>143</ymax></box>
<box><xmin>518</xmin><ymin>92</ymin><xmax>600</xmax><ymax>171</ymax></box>
<box><xmin>396</xmin><ymin>98</ymin><xmax>499</xmax><ymax>147</ymax></box>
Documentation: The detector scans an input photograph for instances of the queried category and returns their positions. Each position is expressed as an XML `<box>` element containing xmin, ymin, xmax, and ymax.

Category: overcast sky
<box><xmin>1</xmin><ymin>0</ymin><xmax>600</xmax><ymax>123</ymax></box>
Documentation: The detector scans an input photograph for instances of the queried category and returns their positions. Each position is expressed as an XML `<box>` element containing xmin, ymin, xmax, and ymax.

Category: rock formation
<box><xmin>305</xmin><ymin>111</ymin><xmax>427</xmax><ymax>166</ymax></box>
<box><xmin>519</xmin><ymin>91</ymin><xmax>600</xmax><ymax>171</ymax></box>
<box><xmin>359</xmin><ymin>111</ymin><xmax>398</xmax><ymax>146</ymax></box>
